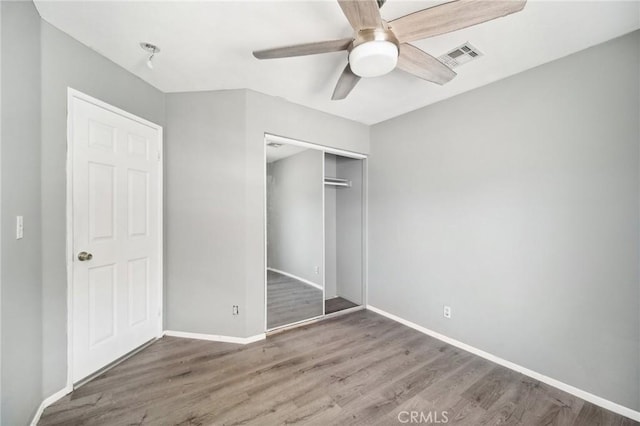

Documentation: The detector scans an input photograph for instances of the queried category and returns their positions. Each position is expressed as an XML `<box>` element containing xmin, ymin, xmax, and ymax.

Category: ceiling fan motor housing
<box><xmin>349</xmin><ymin>28</ymin><xmax>399</xmax><ymax>78</ymax></box>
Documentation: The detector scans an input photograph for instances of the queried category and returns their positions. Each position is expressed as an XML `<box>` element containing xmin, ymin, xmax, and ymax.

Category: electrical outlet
<box><xmin>443</xmin><ymin>305</ymin><xmax>451</xmax><ymax>319</ymax></box>
<box><xmin>232</xmin><ymin>305</ymin><xmax>239</xmax><ymax>315</ymax></box>
<box><xmin>314</xmin><ymin>266</ymin><xmax>320</xmax><ymax>274</ymax></box>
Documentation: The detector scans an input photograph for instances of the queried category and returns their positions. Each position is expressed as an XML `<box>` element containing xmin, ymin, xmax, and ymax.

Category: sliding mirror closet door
<box><xmin>325</xmin><ymin>154</ymin><xmax>364</xmax><ymax>314</ymax></box>
<box><xmin>266</xmin><ymin>144</ymin><xmax>324</xmax><ymax>329</ymax></box>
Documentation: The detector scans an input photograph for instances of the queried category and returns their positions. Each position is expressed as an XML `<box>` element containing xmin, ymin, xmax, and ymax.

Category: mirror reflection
<box><xmin>266</xmin><ymin>144</ymin><xmax>324</xmax><ymax>329</ymax></box>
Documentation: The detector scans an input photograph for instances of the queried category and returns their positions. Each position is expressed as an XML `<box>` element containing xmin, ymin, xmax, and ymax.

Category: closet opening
<box><xmin>324</xmin><ymin>153</ymin><xmax>364</xmax><ymax>315</ymax></box>
<box><xmin>264</xmin><ymin>135</ymin><xmax>367</xmax><ymax>331</ymax></box>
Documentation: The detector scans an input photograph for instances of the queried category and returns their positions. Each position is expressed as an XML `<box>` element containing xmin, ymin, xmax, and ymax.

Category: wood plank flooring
<box><xmin>325</xmin><ymin>296</ymin><xmax>359</xmax><ymax>314</ymax></box>
<box><xmin>267</xmin><ymin>270</ymin><xmax>322</xmax><ymax>329</ymax></box>
<box><xmin>39</xmin><ymin>310</ymin><xmax>638</xmax><ymax>426</ymax></box>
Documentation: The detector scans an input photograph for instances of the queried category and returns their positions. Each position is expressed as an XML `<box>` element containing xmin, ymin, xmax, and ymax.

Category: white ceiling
<box><xmin>35</xmin><ymin>1</ymin><xmax>640</xmax><ymax>125</ymax></box>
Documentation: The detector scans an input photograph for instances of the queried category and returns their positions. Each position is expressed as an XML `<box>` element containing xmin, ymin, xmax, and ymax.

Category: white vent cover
<box><xmin>438</xmin><ymin>43</ymin><xmax>483</xmax><ymax>68</ymax></box>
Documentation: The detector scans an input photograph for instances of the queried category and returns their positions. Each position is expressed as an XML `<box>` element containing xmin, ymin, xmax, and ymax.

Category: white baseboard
<box><xmin>366</xmin><ymin>305</ymin><xmax>640</xmax><ymax>422</ymax></box>
<box><xmin>164</xmin><ymin>330</ymin><xmax>266</xmax><ymax>345</ymax></box>
<box><xmin>30</xmin><ymin>385</ymin><xmax>73</xmax><ymax>426</ymax></box>
<box><xmin>267</xmin><ymin>267</ymin><xmax>323</xmax><ymax>291</ymax></box>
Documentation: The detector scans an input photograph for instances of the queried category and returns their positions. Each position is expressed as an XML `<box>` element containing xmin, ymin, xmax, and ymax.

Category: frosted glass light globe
<box><xmin>349</xmin><ymin>41</ymin><xmax>398</xmax><ymax>78</ymax></box>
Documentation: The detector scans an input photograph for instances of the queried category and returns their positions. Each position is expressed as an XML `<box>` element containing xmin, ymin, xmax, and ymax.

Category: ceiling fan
<box><xmin>253</xmin><ymin>0</ymin><xmax>526</xmax><ymax>100</ymax></box>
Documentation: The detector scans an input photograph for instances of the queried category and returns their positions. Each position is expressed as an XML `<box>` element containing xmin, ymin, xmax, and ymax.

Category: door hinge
<box><xmin>157</xmin><ymin>151</ymin><xmax>161</xmax><ymax>161</ymax></box>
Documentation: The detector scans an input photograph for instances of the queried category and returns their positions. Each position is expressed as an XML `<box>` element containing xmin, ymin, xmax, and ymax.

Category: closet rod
<box><xmin>324</xmin><ymin>177</ymin><xmax>351</xmax><ymax>187</ymax></box>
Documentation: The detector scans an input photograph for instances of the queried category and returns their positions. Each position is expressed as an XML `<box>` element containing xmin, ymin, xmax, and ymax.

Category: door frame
<box><xmin>263</xmin><ymin>133</ymin><xmax>368</xmax><ymax>332</ymax></box>
<box><xmin>65</xmin><ymin>88</ymin><xmax>164</xmax><ymax>388</ymax></box>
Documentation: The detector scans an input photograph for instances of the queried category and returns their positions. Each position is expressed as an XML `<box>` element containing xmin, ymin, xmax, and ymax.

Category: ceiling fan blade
<box><xmin>338</xmin><ymin>0</ymin><xmax>383</xmax><ymax>30</ymax></box>
<box><xmin>389</xmin><ymin>0</ymin><xmax>527</xmax><ymax>43</ymax></box>
<box><xmin>253</xmin><ymin>38</ymin><xmax>352</xmax><ymax>60</ymax></box>
<box><xmin>332</xmin><ymin>64</ymin><xmax>361</xmax><ymax>100</ymax></box>
<box><xmin>396</xmin><ymin>43</ymin><xmax>456</xmax><ymax>85</ymax></box>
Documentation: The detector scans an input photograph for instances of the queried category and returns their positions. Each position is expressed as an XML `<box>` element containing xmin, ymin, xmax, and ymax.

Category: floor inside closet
<box><xmin>325</xmin><ymin>296</ymin><xmax>358</xmax><ymax>314</ymax></box>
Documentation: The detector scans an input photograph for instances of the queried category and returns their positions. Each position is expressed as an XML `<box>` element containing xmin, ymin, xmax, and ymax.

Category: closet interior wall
<box><xmin>325</xmin><ymin>153</ymin><xmax>364</xmax><ymax>306</ymax></box>
<box><xmin>325</xmin><ymin>155</ymin><xmax>338</xmax><ymax>299</ymax></box>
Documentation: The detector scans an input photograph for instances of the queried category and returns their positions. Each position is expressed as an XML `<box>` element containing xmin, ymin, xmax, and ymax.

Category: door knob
<box><xmin>77</xmin><ymin>251</ymin><xmax>93</xmax><ymax>261</ymax></box>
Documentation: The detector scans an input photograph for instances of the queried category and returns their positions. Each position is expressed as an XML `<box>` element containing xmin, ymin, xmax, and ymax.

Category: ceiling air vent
<box><xmin>438</xmin><ymin>43</ymin><xmax>483</xmax><ymax>68</ymax></box>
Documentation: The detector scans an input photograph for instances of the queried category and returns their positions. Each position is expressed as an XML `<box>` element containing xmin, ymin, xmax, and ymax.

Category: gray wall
<box><xmin>336</xmin><ymin>157</ymin><xmax>364</xmax><ymax>304</ymax></box>
<box><xmin>369</xmin><ymin>31</ymin><xmax>640</xmax><ymax>410</ymax></box>
<box><xmin>267</xmin><ymin>149</ymin><xmax>324</xmax><ymax>286</ymax></box>
<box><xmin>164</xmin><ymin>90</ymin><xmax>247</xmax><ymax>336</ymax></box>
<box><xmin>324</xmin><ymin>154</ymin><xmax>337</xmax><ymax>299</ymax></box>
<box><xmin>164</xmin><ymin>89</ymin><xmax>369</xmax><ymax>340</ymax></box>
<box><xmin>1</xmin><ymin>2</ymin><xmax>43</xmax><ymax>425</ymax></box>
<box><xmin>40</xmin><ymin>21</ymin><xmax>166</xmax><ymax>396</ymax></box>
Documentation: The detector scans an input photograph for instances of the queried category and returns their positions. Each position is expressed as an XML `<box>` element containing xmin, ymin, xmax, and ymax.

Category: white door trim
<box><xmin>362</xmin><ymin>158</ymin><xmax>369</xmax><ymax>307</ymax></box>
<box><xmin>265</xmin><ymin>133</ymin><xmax>367</xmax><ymax>160</ymax></box>
<box><xmin>65</xmin><ymin>88</ymin><xmax>164</xmax><ymax>389</ymax></box>
<box><xmin>263</xmin><ymin>133</ymin><xmax>368</xmax><ymax>332</ymax></box>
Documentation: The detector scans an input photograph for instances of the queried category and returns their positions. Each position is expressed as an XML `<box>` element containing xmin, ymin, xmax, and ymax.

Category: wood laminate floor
<box><xmin>325</xmin><ymin>296</ymin><xmax>359</xmax><ymax>314</ymax></box>
<box><xmin>39</xmin><ymin>310</ymin><xmax>638</xmax><ymax>426</ymax></box>
<box><xmin>267</xmin><ymin>270</ymin><xmax>323</xmax><ymax>329</ymax></box>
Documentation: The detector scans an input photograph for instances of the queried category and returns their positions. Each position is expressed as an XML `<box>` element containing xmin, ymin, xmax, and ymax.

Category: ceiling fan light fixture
<box><xmin>348</xmin><ymin>41</ymin><xmax>398</xmax><ymax>78</ymax></box>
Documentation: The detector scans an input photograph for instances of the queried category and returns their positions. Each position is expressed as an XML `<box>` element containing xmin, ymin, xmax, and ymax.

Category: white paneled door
<box><xmin>69</xmin><ymin>91</ymin><xmax>162</xmax><ymax>383</ymax></box>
